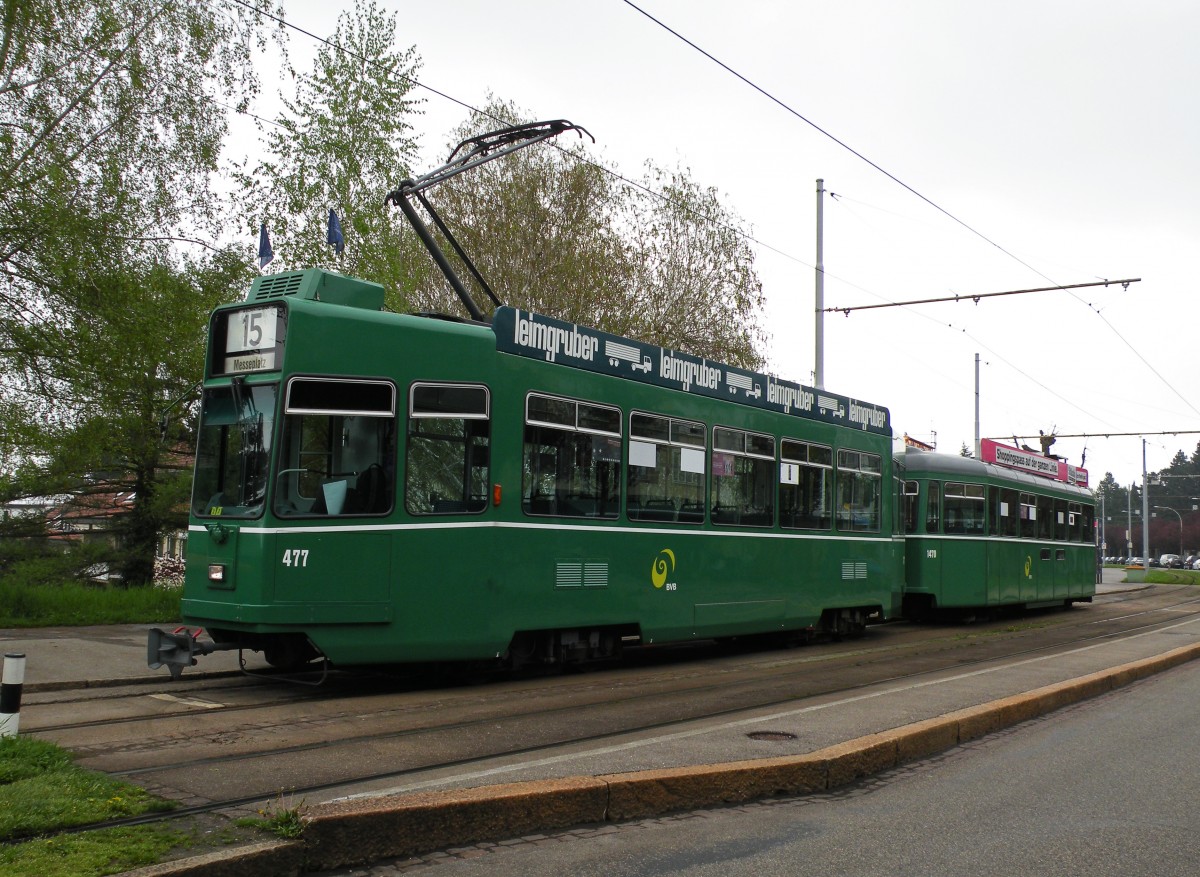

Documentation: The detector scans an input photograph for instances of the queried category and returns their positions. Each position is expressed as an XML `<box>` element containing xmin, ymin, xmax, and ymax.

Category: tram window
<box><xmin>527</xmin><ymin>394</ymin><xmax>575</xmax><ymax>427</ymax></box>
<box><xmin>1037</xmin><ymin>495</ymin><xmax>1055</xmax><ymax>539</ymax></box>
<box><xmin>902</xmin><ymin>480</ymin><xmax>920</xmax><ymax>534</ymax></box>
<box><xmin>274</xmin><ymin>378</ymin><xmax>396</xmax><ymax>517</ymax></box>
<box><xmin>780</xmin><ymin>439</ymin><xmax>833</xmax><ymax>531</ymax></box>
<box><xmin>711</xmin><ymin>427</ymin><xmax>775</xmax><ymax>527</ymax></box>
<box><xmin>523</xmin><ymin>394</ymin><xmax>620</xmax><ymax>519</ymax></box>
<box><xmin>925</xmin><ymin>481</ymin><xmax>941</xmax><ymax>533</ymax></box>
<box><xmin>944</xmin><ymin>483</ymin><xmax>985</xmax><ymax>535</ymax></box>
<box><xmin>193</xmin><ymin>383</ymin><xmax>277</xmax><ymax>519</ymax></box>
<box><xmin>1069</xmin><ymin>502</ymin><xmax>1092</xmax><ymax>542</ymax></box>
<box><xmin>1019</xmin><ymin>493</ymin><xmax>1037</xmax><ymax>538</ymax></box>
<box><xmin>836</xmin><ymin>449</ymin><xmax>881</xmax><ymax>532</ymax></box>
<box><xmin>1054</xmin><ymin>498</ymin><xmax>1069</xmax><ymax>541</ymax></box>
<box><xmin>288</xmin><ymin>379</ymin><xmax>392</xmax><ymax>415</ymax></box>
<box><xmin>406</xmin><ymin>383</ymin><xmax>490</xmax><ymax>516</ymax></box>
<box><xmin>627</xmin><ymin>413</ymin><xmax>706</xmax><ymax>524</ymax></box>
<box><xmin>997</xmin><ymin>488</ymin><xmax>1019</xmax><ymax>537</ymax></box>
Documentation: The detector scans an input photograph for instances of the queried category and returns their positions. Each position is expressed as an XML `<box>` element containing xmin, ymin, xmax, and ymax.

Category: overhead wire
<box><xmin>619</xmin><ymin>0</ymin><xmax>1200</xmax><ymax>424</ymax></box>
<box><xmin>226</xmin><ymin>0</ymin><xmax>1197</xmax><ymax>437</ymax></box>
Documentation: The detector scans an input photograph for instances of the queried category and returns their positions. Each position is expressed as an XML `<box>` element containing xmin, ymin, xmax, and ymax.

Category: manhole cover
<box><xmin>746</xmin><ymin>731</ymin><xmax>797</xmax><ymax>742</ymax></box>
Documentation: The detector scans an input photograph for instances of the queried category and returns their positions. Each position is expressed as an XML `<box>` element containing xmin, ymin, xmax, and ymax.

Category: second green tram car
<box><xmin>899</xmin><ymin>448</ymin><xmax>1096</xmax><ymax>617</ymax></box>
<box><xmin>151</xmin><ymin>268</ymin><xmax>907</xmax><ymax>676</ymax></box>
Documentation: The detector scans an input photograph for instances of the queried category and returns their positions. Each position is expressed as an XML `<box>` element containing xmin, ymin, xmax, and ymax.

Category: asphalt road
<box><xmin>335</xmin><ymin>656</ymin><xmax>1200</xmax><ymax>876</ymax></box>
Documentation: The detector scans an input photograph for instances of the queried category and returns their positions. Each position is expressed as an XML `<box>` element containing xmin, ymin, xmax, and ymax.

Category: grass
<box><xmin>1142</xmin><ymin>568</ymin><xmax>1200</xmax><ymax>586</ymax></box>
<box><xmin>235</xmin><ymin>795</ymin><xmax>309</xmax><ymax>839</ymax></box>
<box><xmin>0</xmin><ymin>737</ymin><xmax>176</xmax><ymax>843</ymax></box>
<box><xmin>0</xmin><ymin>579</ymin><xmax>181</xmax><ymax>627</ymax></box>
<box><xmin>0</xmin><ymin>575</ymin><xmax>267</xmax><ymax>874</ymax></box>
<box><xmin>0</xmin><ymin>736</ymin><xmax>270</xmax><ymax>876</ymax></box>
<box><xmin>1106</xmin><ymin>564</ymin><xmax>1200</xmax><ymax>587</ymax></box>
<box><xmin>0</xmin><ymin>825</ymin><xmax>188</xmax><ymax>877</ymax></box>
<box><xmin>0</xmin><ymin>736</ymin><xmax>184</xmax><ymax>876</ymax></box>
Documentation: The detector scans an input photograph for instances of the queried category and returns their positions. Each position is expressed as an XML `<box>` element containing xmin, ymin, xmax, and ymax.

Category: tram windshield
<box><xmin>192</xmin><ymin>383</ymin><xmax>277</xmax><ymax>519</ymax></box>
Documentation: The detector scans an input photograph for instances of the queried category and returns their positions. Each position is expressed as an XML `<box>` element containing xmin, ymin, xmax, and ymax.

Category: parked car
<box><xmin>1127</xmin><ymin>557</ymin><xmax>1144</xmax><ymax>566</ymax></box>
<box><xmin>1160</xmin><ymin>554</ymin><xmax>1182</xmax><ymax>568</ymax></box>
<box><xmin>1193</xmin><ymin>558</ymin><xmax>1200</xmax><ymax>570</ymax></box>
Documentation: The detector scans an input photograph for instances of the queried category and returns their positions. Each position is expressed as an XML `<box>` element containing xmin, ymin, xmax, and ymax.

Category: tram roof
<box><xmin>900</xmin><ymin>449</ymin><xmax>1093</xmax><ymax>498</ymax></box>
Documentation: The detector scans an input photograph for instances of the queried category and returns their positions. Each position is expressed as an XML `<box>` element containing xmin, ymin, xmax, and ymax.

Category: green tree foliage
<box><xmin>1147</xmin><ymin>446</ymin><xmax>1200</xmax><ymax>555</ymax></box>
<box><xmin>235</xmin><ymin>0</ymin><xmax>432</xmax><ymax>307</ymax></box>
<box><xmin>422</xmin><ymin>101</ymin><xmax>768</xmax><ymax>369</ymax></box>
<box><xmin>0</xmin><ymin>1</ymin><xmax>278</xmax><ymax>583</ymax></box>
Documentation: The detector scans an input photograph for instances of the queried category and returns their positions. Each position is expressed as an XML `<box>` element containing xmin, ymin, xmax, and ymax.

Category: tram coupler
<box><xmin>147</xmin><ymin>627</ymin><xmax>235</xmax><ymax>680</ymax></box>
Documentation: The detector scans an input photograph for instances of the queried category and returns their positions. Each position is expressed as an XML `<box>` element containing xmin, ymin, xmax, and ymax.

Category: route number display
<box><xmin>218</xmin><ymin>305</ymin><xmax>282</xmax><ymax>374</ymax></box>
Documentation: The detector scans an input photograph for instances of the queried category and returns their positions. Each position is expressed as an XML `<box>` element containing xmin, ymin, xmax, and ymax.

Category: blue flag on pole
<box><xmin>258</xmin><ymin>223</ymin><xmax>274</xmax><ymax>269</ymax></box>
<box><xmin>327</xmin><ymin>209</ymin><xmax>344</xmax><ymax>255</ymax></box>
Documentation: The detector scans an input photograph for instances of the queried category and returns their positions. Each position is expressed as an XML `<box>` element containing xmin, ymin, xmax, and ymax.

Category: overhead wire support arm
<box><xmin>825</xmin><ymin>278</ymin><xmax>1141</xmax><ymax>316</ymax></box>
<box><xmin>385</xmin><ymin>120</ymin><xmax>594</xmax><ymax>323</ymax></box>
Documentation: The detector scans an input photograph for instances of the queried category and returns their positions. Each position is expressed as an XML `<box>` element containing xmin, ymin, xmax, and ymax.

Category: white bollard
<box><xmin>1</xmin><ymin>653</ymin><xmax>26</xmax><ymax>738</ymax></box>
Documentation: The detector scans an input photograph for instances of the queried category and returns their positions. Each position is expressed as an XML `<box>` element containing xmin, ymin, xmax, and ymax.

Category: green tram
<box><xmin>899</xmin><ymin>447</ymin><xmax>1096</xmax><ymax>618</ymax></box>
<box><xmin>149</xmin><ymin>268</ymin><xmax>903</xmax><ymax>676</ymax></box>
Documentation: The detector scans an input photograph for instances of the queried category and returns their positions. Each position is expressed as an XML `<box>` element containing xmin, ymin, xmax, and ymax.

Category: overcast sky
<box><xmin>248</xmin><ymin>0</ymin><xmax>1199</xmax><ymax>493</ymax></box>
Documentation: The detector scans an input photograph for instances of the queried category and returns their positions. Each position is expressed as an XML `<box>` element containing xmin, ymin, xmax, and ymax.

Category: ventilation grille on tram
<box><xmin>250</xmin><ymin>272</ymin><xmax>306</xmax><ymax>301</ymax></box>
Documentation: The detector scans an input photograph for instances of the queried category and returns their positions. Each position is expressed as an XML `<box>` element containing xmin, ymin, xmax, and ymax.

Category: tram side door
<box><xmin>912</xmin><ymin>481</ymin><xmax>943</xmax><ymax>606</ymax></box>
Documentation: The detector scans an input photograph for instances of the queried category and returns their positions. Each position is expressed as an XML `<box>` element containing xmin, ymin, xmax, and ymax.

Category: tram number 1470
<box><xmin>282</xmin><ymin>549</ymin><xmax>310</xmax><ymax>568</ymax></box>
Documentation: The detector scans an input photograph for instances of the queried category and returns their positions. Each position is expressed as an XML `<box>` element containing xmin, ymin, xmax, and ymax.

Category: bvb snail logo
<box><xmin>651</xmin><ymin>548</ymin><xmax>676</xmax><ymax>589</ymax></box>
<box><xmin>1024</xmin><ymin>555</ymin><xmax>1032</xmax><ymax>578</ymax></box>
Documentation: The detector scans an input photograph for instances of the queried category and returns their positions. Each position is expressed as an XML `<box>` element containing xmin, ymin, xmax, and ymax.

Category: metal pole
<box><xmin>974</xmin><ymin>353</ymin><xmax>980</xmax><ymax>457</ymax></box>
<box><xmin>814</xmin><ymin>178</ymin><xmax>825</xmax><ymax>390</ymax></box>
<box><xmin>1100</xmin><ymin>492</ymin><xmax>1106</xmax><ymax>581</ymax></box>
<box><xmin>1142</xmin><ymin>439</ymin><xmax>1150</xmax><ymax>569</ymax></box>
<box><xmin>1127</xmin><ymin>485</ymin><xmax>1133</xmax><ymax>559</ymax></box>
<box><xmin>1</xmin><ymin>653</ymin><xmax>25</xmax><ymax>737</ymax></box>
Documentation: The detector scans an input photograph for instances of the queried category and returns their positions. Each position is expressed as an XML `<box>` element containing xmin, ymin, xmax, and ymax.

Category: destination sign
<box><xmin>212</xmin><ymin>304</ymin><xmax>285</xmax><ymax>376</ymax></box>
<box><xmin>492</xmin><ymin>307</ymin><xmax>890</xmax><ymax>437</ymax></box>
<box><xmin>980</xmin><ymin>438</ymin><xmax>1089</xmax><ymax>487</ymax></box>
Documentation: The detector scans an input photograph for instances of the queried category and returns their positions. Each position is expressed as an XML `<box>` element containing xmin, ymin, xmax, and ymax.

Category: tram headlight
<box><xmin>207</xmin><ymin>564</ymin><xmax>226</xmax><ymax>583</ymax></box>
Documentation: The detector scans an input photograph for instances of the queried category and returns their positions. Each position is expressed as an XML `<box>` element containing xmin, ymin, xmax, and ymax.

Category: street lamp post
<box><xmin>1153</xmin><ymin>506</ymin><xmax>1183</xmax><ymax>558</ymax></box>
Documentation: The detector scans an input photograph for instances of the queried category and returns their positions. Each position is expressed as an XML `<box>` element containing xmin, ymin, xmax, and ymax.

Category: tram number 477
<box><xmin>281</xmin><ymin>549</ymin><xmax>310</xmax><ymax>568</ymax></box>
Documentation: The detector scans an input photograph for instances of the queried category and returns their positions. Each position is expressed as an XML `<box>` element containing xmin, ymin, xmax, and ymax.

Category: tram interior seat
<box><xmin>562</xmin><ymin>494</ymin><xmax>605</xmax><ymax>517</ymax></box>
<box><xmin>677</xmin><ymin>501</ymin><xmax>704</xmax><ymax>523</ymax></box>
<box><xmin>740</xmin><ymin>508</ymin><xmax>773</xmax><ymax>527</ymax></box>
<box><xmin>346</xmin><ymin>464</ymin><xmax>389</xmax><ymax>514</ymax></box>
<box><xmin>782</xmin><ymin>510</ymin><xmax>829</xmax><ymax>529</ymax></box>
<box><xmin>526</xmin><ymin>492</ymin><xmax>557</xmax><ymax>516</ymax></box>
<box><xmin>631</xmin><ymin>498</ymin><xmax>677</xmax><ymax>522</ymax></box>
<box><xmin>712</xmin><ymin>504</ymin><xmax>735</xmax><ymax>525</ymax></box>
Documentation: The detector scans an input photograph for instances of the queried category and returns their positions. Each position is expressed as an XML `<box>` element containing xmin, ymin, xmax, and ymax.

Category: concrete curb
<box><xmin>123</xmin><ymin>641</ymin><xmax>1200</xmax><ymax>876</ymax></box>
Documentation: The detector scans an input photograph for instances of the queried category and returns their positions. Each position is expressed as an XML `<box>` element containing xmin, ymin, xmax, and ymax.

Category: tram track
<box><xmin>28</xmin><ymin>588</ymin><xmax>1200</xmax><ymax>752</ymax></box>
<box><xmin>30</xmin><ymin>590</ymin><xmax>1200</xmax><ymax>801</ymax></box>
<box><xmin>108</xmin><ymin>594</ymin><xmax>1200</xmax><ymax>783</ymax></box>
<box><xmin>23</xmin><ymin>590</ymin><xmax>1200</xmax><ymax>844</ymax></box>
<box><xmin>27</xmin><ymin>584</ymin><xmax>1198</xmax><ymax>739</ymax></box>
<box><xmin>20</xmin><ymin>585</ymin><xmax>1200</xmax><ymax>848</ymax></box>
